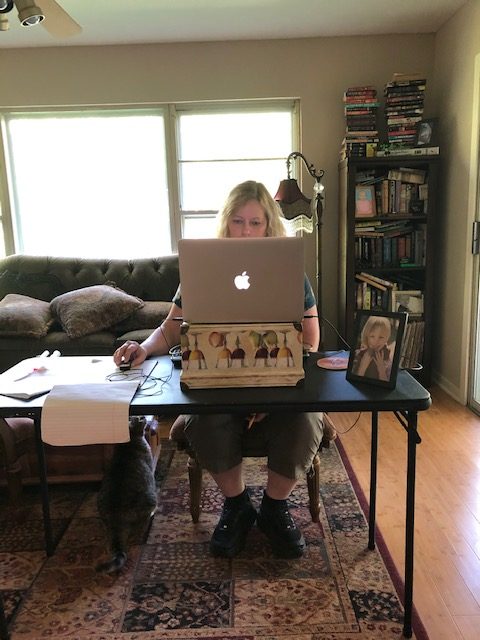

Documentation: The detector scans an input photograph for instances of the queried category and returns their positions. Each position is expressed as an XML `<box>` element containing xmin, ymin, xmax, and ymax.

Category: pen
<box><xmin>247</xmin><ymin>414</ymin><xmax>256</xmax><ymax>430</ymax></box>
<box><xmin>14</xmin><ymin>366</ymin><xmax>47</xmax><ymax>381</ymax></box>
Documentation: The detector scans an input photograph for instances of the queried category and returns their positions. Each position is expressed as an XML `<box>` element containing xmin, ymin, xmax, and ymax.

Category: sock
<box><xmin>262</xmin><ymin>490</ymin><xmax>288</xmax><ymax>509</ymax></box>
<box><xmin>224</xmin><ymin>487</ymin><xmax>249</xmax><ymax>508</ymax></box>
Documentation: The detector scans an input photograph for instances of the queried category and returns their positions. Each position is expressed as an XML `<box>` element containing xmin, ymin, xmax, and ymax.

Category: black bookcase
<box><xmin>338</xmin><ymin>155</ymin><xmax>440</xmax><ymax>387</ymax></box>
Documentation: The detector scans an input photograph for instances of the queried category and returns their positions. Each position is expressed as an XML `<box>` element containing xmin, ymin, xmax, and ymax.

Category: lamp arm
<box><xmin>286</xmin><ymin>151</ymin><xmax>324</xmax><ymax>182</ymax></box>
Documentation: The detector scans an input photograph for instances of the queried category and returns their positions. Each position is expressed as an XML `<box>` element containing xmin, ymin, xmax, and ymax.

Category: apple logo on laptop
<box><xmin>234</xmin><ymin>271</ymin><xmax>250</xmax><ymax>290</ymax></box>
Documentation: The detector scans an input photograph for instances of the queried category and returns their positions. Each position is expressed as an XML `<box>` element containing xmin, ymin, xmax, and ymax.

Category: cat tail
<box><xmin>95</xmin><ymin>551</ymin><xmax>127</xmax><ymax>574</ymax></box>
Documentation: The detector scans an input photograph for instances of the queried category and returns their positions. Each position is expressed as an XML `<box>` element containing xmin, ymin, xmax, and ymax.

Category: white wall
<box><xmin>433</xmin><ymin>0</ymin><xmax>480</xmax><ymax>402</ymax></box>
<box><xmin>0</xmin><ymin>34</ymin><xmax>435</xmax><ymax>349</ymax></box>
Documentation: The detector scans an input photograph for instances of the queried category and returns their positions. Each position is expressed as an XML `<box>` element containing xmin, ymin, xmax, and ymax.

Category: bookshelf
<box><xmin>338</xmin><ymin>155</ymin><xmax>440</xmax><ymax>386</ymax></box>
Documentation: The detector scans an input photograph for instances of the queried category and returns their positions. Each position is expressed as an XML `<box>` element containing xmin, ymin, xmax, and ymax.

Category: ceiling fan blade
<box><xmin>37</xmin><ymin>0</ymin><xmax>82</xmax><ymax>38</ymax></box>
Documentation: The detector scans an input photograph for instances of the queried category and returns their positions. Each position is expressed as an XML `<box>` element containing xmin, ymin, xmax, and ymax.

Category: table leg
<box><xmin>34</xmin><ymin>417</ymin><xmax>54</xmax><ymax>556</ymax></box>
<box><xmin>403</xmin><ymin>410</ymin><xmax>418</xmax><ymax>638</ymax></box>
<box><xmin>368</xmin><ymin>411</ymin><xmax>379</xmax><ymax>550</ymax></box>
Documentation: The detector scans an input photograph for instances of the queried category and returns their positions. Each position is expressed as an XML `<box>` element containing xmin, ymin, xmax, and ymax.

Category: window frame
<box><xmin>172</xmin><ymin>100</ymin><xmax>299</xmax><ymax>249</ymax></box>
<box><xmin>0</xmin><ymin>99</ymin><xmax>300</xmax><ymax>257</ymax></box>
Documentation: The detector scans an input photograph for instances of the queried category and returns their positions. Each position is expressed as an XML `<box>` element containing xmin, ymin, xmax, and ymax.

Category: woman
<box><xmin>114</xmin><ymin>180</ymin><xmax>324</xmax><ymax>559</ymax></box>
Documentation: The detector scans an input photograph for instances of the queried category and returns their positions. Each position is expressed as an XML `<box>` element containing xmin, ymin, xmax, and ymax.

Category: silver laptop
<box><xmin>178</xmin><ymin>237</ymin><xmax>304</xmax><ymax>324</ymax></box>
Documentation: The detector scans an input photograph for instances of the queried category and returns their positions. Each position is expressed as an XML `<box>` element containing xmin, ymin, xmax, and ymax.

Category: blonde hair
<box><xmin>360</xmin><ymin>316</ymin><xmax>392</xmax><ymax>348</ymax></box>
<box><xmin>216</xmin><ymin>180</ymin><xmax>287</xmax><ymax>238</ymax></box>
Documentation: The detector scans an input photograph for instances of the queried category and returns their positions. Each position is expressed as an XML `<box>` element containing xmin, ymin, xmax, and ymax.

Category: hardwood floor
<box><xmin>330</xmin><ymin>385</ymin><xmax>480</xmax><ymax>640</ymax></box>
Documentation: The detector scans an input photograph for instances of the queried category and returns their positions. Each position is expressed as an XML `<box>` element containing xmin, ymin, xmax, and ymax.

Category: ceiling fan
<box><xmin>0</xmin><ymin>0</ymin><xmax>82</xmax><ymax>37</ymax></box>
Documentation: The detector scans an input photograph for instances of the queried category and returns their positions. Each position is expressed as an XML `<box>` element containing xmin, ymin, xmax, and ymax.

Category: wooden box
<box><xmin>180</xmin><ymin>322</ymin><xmax>305</xmax><ymax>389</ymax></box>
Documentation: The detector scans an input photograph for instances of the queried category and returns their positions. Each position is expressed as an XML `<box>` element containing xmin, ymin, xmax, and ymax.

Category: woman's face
<box><xmin>227</xmin><ymin>199</ymin><xmax>268</xmax><ymax>237</ymax></box>
<box><xmin>366</xmin><ymin>325</ymin><xmax>389</xmax><ymax>351</ymax></box>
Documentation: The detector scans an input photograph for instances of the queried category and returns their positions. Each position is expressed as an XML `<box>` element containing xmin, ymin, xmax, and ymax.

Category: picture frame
<box><xmin>346</xmin><ymin>310</ymin><xmax>408</xmax><ymax>389</ymax></box>
<box><xmin>391</xmin><ymin>290</ymin><xmax>424</xmax><ymax>317</ymax></box>
<box><xmin>355</xmin><ymin>184</ymin><xmax>376</xmax><ymax>217</ymax></box>
<box><xmin>415</xmin><ymin>118</ymin><xmax>437</xmax><ymax>147</ymax></box>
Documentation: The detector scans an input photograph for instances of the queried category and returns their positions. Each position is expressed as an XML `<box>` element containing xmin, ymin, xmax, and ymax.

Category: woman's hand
<box><xmin>113</xmin><ymin>341</ymin><xmax>147</xmax><ymax>368</ymax></box>
<box><xmin>356</xmin><ymin>352</ymin><xmax>372</xmax><ymax>376</ymax></box>
<box><xmin>374</xmin><ymin>351</ymin><xmax>389</xmax><ymax>381</ymax></box>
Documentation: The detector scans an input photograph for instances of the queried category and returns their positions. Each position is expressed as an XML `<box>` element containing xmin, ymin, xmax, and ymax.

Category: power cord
<box><xmin>137</xmin><ymin>362</ymin><xmax>175</xmax><ymax>396</ymax></box>
<box><xmin>317</xmin><ymin>316</ymin><xmax>363</xmax><ymax>434</ymax></box>
<box><xmin>107</xmin><ymin>324</ymin><xmax>176</xmax><ymax>396</ymax></box>
<box><xmin>320</xmin><ymin>316</ymin><xmax>352</xmax><ymax>351</ymax></box>
<box><xmin>329</xmin><ymin>411</ymin><xmax>362</xmax><ymax>436</ymax></box>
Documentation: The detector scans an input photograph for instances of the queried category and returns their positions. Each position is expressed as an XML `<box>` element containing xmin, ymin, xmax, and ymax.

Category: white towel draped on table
<box><xmin>41</xmin><ymin>381</ymin><xmax>139</xmax><ymax>446</ymax></box>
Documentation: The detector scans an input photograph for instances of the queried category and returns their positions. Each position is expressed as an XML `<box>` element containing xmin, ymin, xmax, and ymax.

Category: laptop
<box><xmin>178</xmin><ymin>237</ymin><xmax>304</xmax><ymax>324</ymax></box>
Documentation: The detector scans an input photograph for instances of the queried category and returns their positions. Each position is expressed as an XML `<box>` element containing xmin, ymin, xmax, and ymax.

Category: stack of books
<box><xmin>400</xmin><ymin>320</ymin><xmax>425</xmax><ymax>370</ymax></box>
<box><xmin>380</xmin><ymin>167</ymin><xmax>428</xmax><ymax>215</ymax></box>
<box><xmin>384</xmin><ymin>73</ymin><xmax>426</xmax><ymax>147</ymax></box>
<box><xmin>354</xmin><ymin>222</ymin><xmax>426</xmax><ymax>269</ymax></box>
<box><xmin>340</xmin><ymin>85</ymin><xmax>379</xmax><ymax>159</ymax></box>
<box><xmin>354</xmin><ymin>272</ymin><xmax>394</xmax><ymax>311</ymax></box>
<box><xmin>354</xmin><ymin>166</ymin><xmax>429</xmax><ymax>216</ymax></box>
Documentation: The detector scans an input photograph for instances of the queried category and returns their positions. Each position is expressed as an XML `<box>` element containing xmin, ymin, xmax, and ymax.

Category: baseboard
<box><xmin>431</xmin><ymin>369</ymin><xmax>466</xmax><ymax>405</ymax></box>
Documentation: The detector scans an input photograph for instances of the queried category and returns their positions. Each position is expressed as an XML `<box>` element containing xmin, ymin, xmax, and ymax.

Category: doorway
<box><xmin>468</xmin><ymin>54</ymin><xmax>480</xmax><ymax>414</ymax></box>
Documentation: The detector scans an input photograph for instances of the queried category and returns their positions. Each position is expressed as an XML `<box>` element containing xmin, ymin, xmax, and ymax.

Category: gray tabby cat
<box><xmin>96</xmin><ymin>416</ymin><xmax>157</xmax><ymax>573</ymax></box>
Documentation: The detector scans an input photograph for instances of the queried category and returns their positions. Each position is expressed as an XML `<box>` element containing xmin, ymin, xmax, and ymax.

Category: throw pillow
<box><xmin>50</xmin><ymin>284</ymin><xmax>144</xmax><ymax>339</ymax></box>
<box><xmin>0</xmin><ymin>293</ymin><xmax>54</xmax><ymax>338</ymax></box>
<box><xmin>112</xmin><ymin>300</ymin><xmax>172</xmax><ymax>333</ymax></box>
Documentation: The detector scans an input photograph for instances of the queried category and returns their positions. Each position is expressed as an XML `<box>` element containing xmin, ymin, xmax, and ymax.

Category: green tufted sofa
<box><xmin>0</xmin><ymin>254</ymin><xmax>179</xmax><ymax>501</ymax></box>
<box><xmin>0</xmin><ymin>253</ymin><xmax>180</xmax><ymax>373</ymax></box>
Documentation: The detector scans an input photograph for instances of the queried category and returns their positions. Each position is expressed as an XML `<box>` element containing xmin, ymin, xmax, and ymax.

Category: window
<box><xmin>2</xmin><ymin>109</ymin><xmax>169</xmax><ymax>259</ymax></box>
<box><xmin>177</xmin><ymin>106</ymin><xmax>295</xmax><ymax>238</ymax></box>
<box><xmin>0</xmin><ymin>101</ymin><xmax>298</xmax><ymax>257</ymax></box>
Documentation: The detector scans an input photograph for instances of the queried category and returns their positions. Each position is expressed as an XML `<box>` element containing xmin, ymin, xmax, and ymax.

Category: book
<box><xmin>355</xmin><ymin>273</ymin><xmax>387</xmax><ymax>291</ymax></box>
<box><xmin>0</xmin><ymin>378</ymin><xmax>54</xmax><ymax>400</ymax></box>
<box><xmin>390</xmin><ymin>73</ymin><xmax>427</xmax><ymax>83</ymax></box>
<box><xmin>355</xmin><ymin>226</ymin><xmax>380</xmax><ymax>233</ymax></box>
<box><xmin>376</xmin><ymin>146</ymin><xmax>439</xmax><ymax>157</ymax></box>
<box><xmin>386</xmin><ymin>84</ymin><xmax>426</xmax><ymax>94</ymax></box>
<box><xmin>387</xmin><ymin>168</ymin><xmax>426</xmax><ymax>184</ymax></box>
<box><xmin>387</xmin><ymin>116</ymin><xmax>423</xmax><ymax>125</ymax></box>
<box><xmin>354</xmin><ymin>216</ymin><xmax>380</xmax><ymax>225</ymax></box>
<box><xmin>359</xmin><ymin>272</ymin><xmax>394</xmax><ymax>288</ymax></box>
<box><xmin>344</xmin><ymin>85</ymin><xmax>377</xmax><ymax>93</ymax></box>
<box><xmin>354</xmin><ymin>230</ymin><xmax>384</xmax><ymax>237</ymax></box>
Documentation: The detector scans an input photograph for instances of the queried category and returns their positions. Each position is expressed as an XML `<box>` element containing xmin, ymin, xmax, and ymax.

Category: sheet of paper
<box><xmin>0</xmin><ymin>356</ymin><xmax>157</xmax><ymax>401</ymax></box>
<box><xmin>41</xmin><ymin>381</ymin><xmax>139</xmax><ymax>446</ymax></box>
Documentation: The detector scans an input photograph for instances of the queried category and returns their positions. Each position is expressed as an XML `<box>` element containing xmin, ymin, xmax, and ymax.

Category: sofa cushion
<box><xmin>112</xmin><ymin>300</ymin><xmax>171</xmax><ymax>333</ymax></box>
<box><xmin>0</xmin><ymin>269</ymin><xmax>63</xmax><ymax>302</ymax></box>
<box><xmin>50</xmin><ymin>283</ymin><xmax>144</xmax><ymax>339</ymax></box>
<box><xmin>0</xmin><ymin>294</ymin><xmax>54</xmax><ymax>337</ymax></box>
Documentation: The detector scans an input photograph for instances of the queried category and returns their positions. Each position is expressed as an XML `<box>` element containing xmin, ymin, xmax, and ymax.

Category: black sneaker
<box><xmin>257</xmin><ymin>494</ymin><xmax>306</xmax><ymax>558</ymax></box>
<box><xmin>210</xmin><ymin>490</ymin><xmax>257</xmax><ymax>558</ymax></box>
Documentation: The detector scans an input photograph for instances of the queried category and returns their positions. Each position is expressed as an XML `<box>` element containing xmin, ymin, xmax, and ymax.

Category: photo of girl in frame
<box><xmin>346</xmin><ymin>310</ymin><xmax>407</xmax><ymax>389</ymax></box>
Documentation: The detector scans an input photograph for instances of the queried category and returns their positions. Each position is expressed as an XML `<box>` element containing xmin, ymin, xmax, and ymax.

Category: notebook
<box><xmin>178</xmin><ymin>237</ymin><xmax>305</xmax><ymax>324</ymax></box>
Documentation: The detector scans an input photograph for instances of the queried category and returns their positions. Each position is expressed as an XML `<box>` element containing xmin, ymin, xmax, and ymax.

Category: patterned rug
<box><xmin>0</xmin><ymin>440</ymin><xmax>427</xmax><ymax>639</ymax></box>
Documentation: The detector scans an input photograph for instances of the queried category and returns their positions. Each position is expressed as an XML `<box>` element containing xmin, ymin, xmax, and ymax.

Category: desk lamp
<box><xmin>274</xmin><ymin>151</ymin><xmax>325</xmax><ymax>316</ymax></box>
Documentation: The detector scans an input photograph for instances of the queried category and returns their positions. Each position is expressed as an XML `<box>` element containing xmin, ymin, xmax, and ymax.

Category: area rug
<box><xmin>0</xmin><ymin>440</ymin><xmax>427</xmax><ymax>639</ymax></box>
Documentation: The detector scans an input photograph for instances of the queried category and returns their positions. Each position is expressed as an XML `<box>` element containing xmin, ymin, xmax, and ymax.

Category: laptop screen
<box><xmin>178</xmin><ymin>237</ymin><xmax>305</xmax><ymax>324</ymax></box>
